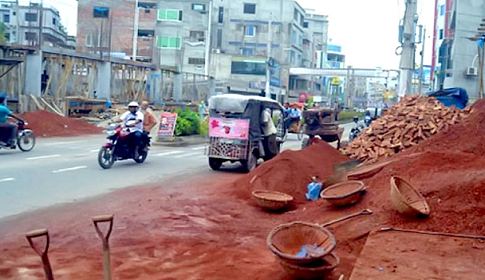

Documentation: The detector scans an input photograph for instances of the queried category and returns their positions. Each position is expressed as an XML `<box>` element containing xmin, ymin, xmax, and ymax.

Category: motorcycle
<box><xmin>364</xmin><ymin>115</ymin><xmax>372</xmax><ymax>127</ymax></box>
<box><xmin>97</xmin><ymin>121</ymin><xmax>151</xmax><ymax>169</ymax></box>
<box><xmin>0</xmin><ymin>116</ymin><xmax>36</xmax><ymax>152</ymax></box>
<box><xmin>349</xmin><ymin>116</ymin><xmax>365</xmax><ymax>142</ymax></box>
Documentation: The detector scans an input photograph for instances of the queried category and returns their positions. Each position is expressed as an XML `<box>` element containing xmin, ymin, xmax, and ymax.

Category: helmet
<box><xmin>353</xmin><ymin>116</ymin><xmax>359</xmax><ymax>122</ymax></box>
<box><xmin>0</xmin><ymin>93</ymin><xmax>6</xmax><ymax>103</ymax></box>
<box><xmin>128</xmin><ymin>101</ymin><xmax>139</xmax><ymax>108</ymax></box>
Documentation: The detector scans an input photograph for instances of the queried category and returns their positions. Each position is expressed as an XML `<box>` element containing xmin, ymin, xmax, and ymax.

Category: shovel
<box><xmin>26</xmin><ymin>228</ymin><xmax>55</xmax><ymax>280</ymax></box>
<box><xmin>321</xmin><ymin>209</ymin><xmax>373</xmax><ymax>227</ymax></box>
<box><xmin>93</xmin><ymin>215</ymin><xmax>114</xmax><ymax>280</ymax></box>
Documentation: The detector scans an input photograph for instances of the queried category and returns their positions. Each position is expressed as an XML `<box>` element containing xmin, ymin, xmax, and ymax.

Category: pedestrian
<box><xmin>139</xmin><ymin>101</ymin><xmax>158</xmax><ymax>134</ymax></box>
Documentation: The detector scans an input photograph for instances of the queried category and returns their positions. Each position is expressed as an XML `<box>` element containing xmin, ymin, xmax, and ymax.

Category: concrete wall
<box><xmin>24</xmin><ymin>51</ymin><xmax>42</xmax><ymax>97</ymax></box>
<box><xmin>443</xmin><ymin>0</ymin><xmax>484</xmax><ymax>100</ymax></box>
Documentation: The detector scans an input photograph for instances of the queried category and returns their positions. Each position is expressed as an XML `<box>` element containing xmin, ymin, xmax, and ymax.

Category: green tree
<box><xmin>0</xmin><ymin>22</ymin><xmax>7</xmax><ymax>42</ymax></box>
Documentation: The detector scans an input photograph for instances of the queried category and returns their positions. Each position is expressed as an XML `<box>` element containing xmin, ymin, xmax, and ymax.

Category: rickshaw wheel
<box><xmin>209</xmin><ymin>157</ymin><xmax>223</xmax><ymax>170</ymax></box>
<box><xmin>242</xmin><ymin>151</ymin><xmax>257</xmax><ymax>173</ymax></box>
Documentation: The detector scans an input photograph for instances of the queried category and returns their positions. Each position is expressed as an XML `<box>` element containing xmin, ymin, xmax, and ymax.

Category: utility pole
<box><xmin>15</xmin><ymin>0</ymin><xmax>20</xmax><ymax>44</ymax></box>
<box><xmin>38</xmin><ymin>0</ymin><xmax>43</xmax><ymax>47</ymax></box>
<box><xmin>309</xmin><ymin>33</ymin><xmax>316</xmax><ymax>96</ymax></box>
<box><xmin>398</xmin><ymin>0</ymin><xmax>418</xmax><ymax>97</ymax></box>
<box><xmin>265</xmin><ymin>13</ymin><xmax>272</xmax><ymax>99</ymax></box>
<box><xmin>132</xmin><ymin>0</ymin><xmax>139</xmax><ymax>61</ymax></box>
<box><xmin>418</xmin><ymin>27</ymin><xmax>426</xmax><ymax>94</ymax></box>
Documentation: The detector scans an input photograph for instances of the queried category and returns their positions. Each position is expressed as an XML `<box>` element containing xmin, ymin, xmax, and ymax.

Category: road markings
<box><xmin>155</xmin><ymin>151</ymin><xmax>183</xmax><ymax>157</ymax></box>
<box><xmin>44</xmin><ymin>140</ymin><xmax>87</xmax><ymax>146</ymax></box>
<box><xmin>52</xmin><ymin>166</ymin><xmax>87</xmax><ymax>173</ymax></box>
<box><xmin>0</xmin><ymin>178</ymin><xmax>14</xmax><ymax>183</ymax></box>
<box><xmin>90</xmin><ymin>149</ymin><xmax>99</xmax><ymax>153</ymax></box>
<box><xmin>174</xmin><ymin>152</ymin><xmax>201</xmax><ymax>158</ymax></box>
<box><xmin>27</xmin><ymin>155</ymin><xmax>60</xmax><ymax>160</ymax></box>
<box><xmin>191</xmin><ymin>146</ymin><xmax>206</xmax><ymax>151</ymax></box>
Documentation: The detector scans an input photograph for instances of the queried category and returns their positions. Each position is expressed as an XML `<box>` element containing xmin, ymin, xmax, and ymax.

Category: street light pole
<box><xmin>418</xmin><ymin>27</ymin><xmax>426</xmax><ymax>94</ymax></box>
<box><xmin>132</xmin><ymin>0</ymin><xmax>139</xmax><ymax>61</ymax></box>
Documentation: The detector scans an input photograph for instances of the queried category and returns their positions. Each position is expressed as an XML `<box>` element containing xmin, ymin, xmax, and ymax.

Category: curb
<box><xmin>153</xmin><ymin>136</ymin><xmax>208</xmax><ymax>147</ymax></box>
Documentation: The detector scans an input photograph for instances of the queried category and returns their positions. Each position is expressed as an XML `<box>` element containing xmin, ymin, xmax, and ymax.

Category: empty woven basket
<box><xmin>390</xmin><ymin>176</ymin><xmax>430</xmax><ymax>217</ymax></box>
<box><xmin>278</xmin><ymin>252</ymin><xmax>340</xmax><ymax>279</ymax></box>
<box><xmin>267</xmin><ymin>222</ymin><xmax>336</xmax><ymax>265</ymax></box>
<box><xmin>252</xmin><ymin>190</ymin><xmax>294</xmax><ymax>211</ymax></box>
<box><xmin>320</xmin><ymin>180</ymin><xmax>366</xmax><ymax>207</ymax></box>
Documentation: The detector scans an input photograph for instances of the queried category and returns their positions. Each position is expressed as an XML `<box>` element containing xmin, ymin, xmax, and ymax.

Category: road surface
<box><xmin>0</xmin><ymin>122</ymin><xmax>355</xmax><ymax>220</ymax></box>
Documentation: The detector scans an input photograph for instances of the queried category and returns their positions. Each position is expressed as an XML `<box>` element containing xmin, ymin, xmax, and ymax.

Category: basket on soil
<box><xmin>267</xmin><ymin>222</ymin><xmax>337</xmax><ymax>265</ymax></box>
<box><xmin>347</xmin><ymin>159</ymin><xmax>396</xmax><ymax>180</ymax></box>
<box><xmin>252</xmin><ymin>190</ymin><xmax>293</xmax><ymax>211</ymax></box>
<box><xmin>278</xmin><ymin>252</ymin><xmax>340</xmax><ymax>280</ymax></box>
<box><xmin>320</xmin><ymin>180</ymin><xmax>366</xmax><ymax>207</ymax></box>
<box><xmin>390</xmin><ymin>176</ymin><xmax>430</xmax><ymax>217</ymax></box>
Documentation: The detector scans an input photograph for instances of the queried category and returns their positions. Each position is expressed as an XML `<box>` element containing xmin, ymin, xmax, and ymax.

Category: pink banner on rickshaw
<box><xmin>209</xmin><ymin>117</ymin><xmax>250</xmax><ymax>140</ymax></box>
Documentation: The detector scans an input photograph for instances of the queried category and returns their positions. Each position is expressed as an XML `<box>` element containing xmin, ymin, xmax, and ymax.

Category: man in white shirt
<box><xmin>261</xmin><ymin>108</ymin><xmax>278</xmax><ymax>160</ymax></box>
<box><xmin>117</xmin><ymin>101</ymin><xmax>144</xmax><ymax>157</ymax></box>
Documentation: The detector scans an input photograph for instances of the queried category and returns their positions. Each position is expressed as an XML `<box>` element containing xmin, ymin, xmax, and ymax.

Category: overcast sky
<box><xmin>23</xmin><ymin>0</ymin><xmax>434</xmax><ymax>70</ymax></box>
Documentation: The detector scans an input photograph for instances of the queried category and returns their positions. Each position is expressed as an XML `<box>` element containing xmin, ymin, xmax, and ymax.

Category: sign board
<box><xmin>158</xmin><ymin>112</ymin><xmax>178</xmax><ymax>137</ymax></box>
<box><xmin>209</xmin><ymin>117</ymin><xmax>250</xmax><ymax>140</ymax></box>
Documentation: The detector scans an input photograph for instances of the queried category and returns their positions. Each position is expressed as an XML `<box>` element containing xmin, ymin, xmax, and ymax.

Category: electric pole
<box><xmin>418</xmin><ymin>27</ymin><xmax>426</xmax><ymax>94</ymax></box>
<box><xmin>265</xmin><ymin>13</ymin><xmax>272</xmax><ymax>99</ymax></box>
<box><xmin>398</xmin><ymin>0</ymin><xmax>418</xmax><ymax>97</ymax></box>
<box><xmin>132</xmin><ymin>0</ymin><xmax>139</xmax><ymax>61</ymax></box>
<box><xmin>38</xmin><ymin>0</ymin><xmax>44</xmax><ymax>47</ymax></box>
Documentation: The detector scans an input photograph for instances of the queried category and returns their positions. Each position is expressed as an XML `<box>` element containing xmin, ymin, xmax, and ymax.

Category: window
<box><xmin>138</xmin><ymin>29</ymin><xmax>155</xmax><ymax>37</ymax></box>
<box><xmin>3</xmin><ymin>14</ymin><xmax>9</xmax><ymax>23</ymax></box>
<box><xmin>291</xmin><ymin>30</ymin><xmax>297</xmax><ymax>44</ymax></box>
<box><xmin>300</xmin><ymin>14</ymin><xmax>304</xmax><ymax>26</ymax></box>
<box><xmin>439</xmin><ymin>5</ymin><xmax>445</xmax><ymax>16</ymax></box>
<box><xmin>303</xmin><ymin>22</ymin><xmax>308</xmax><ymax>28</ymax></box>
<box><xmin>240</xmin><ymin>48</ymin><xmax>254</xmax><ymax>55</ymax></box>
<box><xmin>52</xmin><ymin>18</ymin><xmax>56</xmax><ymax>25</ymax></box>
<box><xmin>231</xmin><ymin>61</ymin><xmax>266</xmax><ymax>75</ymax></box>
<box><xmin>216</xmin><ymin>29</ymin><xmax>222</xmax><ymax>47</ymax></box>
<box><xmin>93</xmin><ymin>7</ymin><xmax>109</xmax><ymax>18</ymax></box>
<box><xmin>439</xmin><ymin>29</ymin><xmax>443</xmax><ymax>40</ymax></box>
<box><xmin>156</xmin><ymin>36</ymin><xmax>181</xmax><ymax>49</ymax></box>
<box><xmin>245</xmin><ymin>26</ymin><xmax>256</xmax><ymax>37</ymax></box>
<box><xmin>25</xmin><ymin>13</ymin><xmax>37</xmax><ymax>22</ymax></box>
<box><xmin>243</xmin><ymin>3</ymin><xmax>256</xmax><ymax>14</ymax></box>
<box><xmin>25</xmin><ymin>32</ymin><xmax>37</xmax><ymax>41</ymax></box>
<box><xmin>157</xmin><ymin>9</ymin><xmax>182</xmax><ymax>21</ymax></box>
<box><xmin>190</xmin><ymin>31</ymin><xmax>205</xmax><ymax>38</ymax></box>
<box><xmin>188</xmin><ymin>58</ymin><xmax>205</xmax><ymax>64</ymax></box>
<box><xmin>294</xmin><ymin>9</ymin><xmax>298</xmax><ymax>21</ymax></box>
<box><xmin>218</xmin><ymin>7</ymin><xmax>224</xmax><ymax>23</ymax></box>
<box><xmin>86</xmin><ymin>34</ymin><xmax>92</xmax><ymax>47</ymax></box>
<box><xmin>138</xmin><ymin>2</ymin><xmax>156</xmax><ymax>9</ymax></box>
<box><xmin>192</xmin><ymin>3</ymin><xmax>206</xmax><ymax>12</ymax></box>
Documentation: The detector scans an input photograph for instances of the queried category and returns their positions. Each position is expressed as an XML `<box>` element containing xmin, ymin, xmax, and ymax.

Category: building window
<box><xmin>3</xmin><ymin>14</ymin><xmax>9</xmax><ymax>23</ymax></box>
<box><xmin>25</xmin><ymin>32</ymin><xmax>36</xmax><ymax>41</ymax></box>
<box><xmin>218</xmin><ymin>7</ymin><xmax>224</xmax><ymax>23</ymax></box>
<box><xmin>231</xmin><ymin>61</ymin><xmax>266</xmax><ymax>75</ymax></box>
<box><xmin>216</xmin><ymin>29</ymin><xmax>222</xmax><ymax>47</ymax></box>
<box><xmin>156</xmin><ymin>36</ymin><xmax>181</xmax><ymax>49</ymax></box>
<box><xmin>93</xmin><ymin>7</ymin><xmax>109</xmax><ymax>18</ymax></box>
<box><xmin>138</xmin><ymin>29</ymin><xmax>155</xmax><ymax>37</ymax></box>
<box><xmin>303</xmin><ymin>22</ymin><xmax>308</xmax><ymax>28</ymax></box>
<box><xmin>52</xmin><ymin>18</ymin><xmax>56</xmax><ymax>25</ymax></box>
<box><xmin>300</xmin><ymin>14</ymin><xmax>304</xmax><ymax>26</ymax></box>
<box><xmin>192</xmin><ymin>3</ymin><xmax>206</xmax><ymax>12</ymax></box>
<box><xmin>291</xmin><ymin>30</ymin><xmax>297</xmax><ymax>44</ymax></box>
<box><xmin>439</xmin><ymin>5</ymin><xmax>445</xmax><ymax>16</ymax></box>
<box><xmin>25</xmin><ymin>13</ymin><xmax>37</xmax><ymax>22</ymax></box>
<box><xmin>294</xmin><ymin>9</ymin><xmax>298</xmax><ymax>21</ymax></box>
<box><xmin>240</xmin><ymin>48</ymin><xmax>254</xmax><ymax>55</ymax></box>
<box><xmin>157</xmin><ymin>9</ymin><xmax>182</xmax><ymax>21</ymax></box>
<box><xmin>243</xmin><ymin>3</ymin><xmax>256</xmax><ymax>14</ymax></box>
<box><xmin>439</xmin><ymin>29</ymin><xmax>443</xmax><ymax>39</ymax></box>
<box><xmin>86</xmin><ymin>34</ymin><xmax>93</xmax><ymax>47</ymax></box>
<box><xmin>188</xmin><ymin>58</ymin><xmax>205</xmax><ymax>64</ymax></box>
<box><xmin>245</xmin><ymin>26</ymin><xmax>256</xmax><ymax>37</ymax></box>
<box><xmin>138</xmin><ymin>2</ymin><xmax>156</xmax><ymax>9</ymax></box>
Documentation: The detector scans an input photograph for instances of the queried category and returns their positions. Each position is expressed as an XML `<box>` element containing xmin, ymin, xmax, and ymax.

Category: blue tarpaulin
<box><xmin>425</xmin><ymin>87</ymin><xmax>469</xmax><ymax>109</ymax></box>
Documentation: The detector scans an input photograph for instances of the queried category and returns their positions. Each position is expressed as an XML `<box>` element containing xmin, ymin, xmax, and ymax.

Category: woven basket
<box><xmin>267</xmin><ymin>222</ymin><xmax>336</xmax><ymax>265</ymax></box>
<box><xmin>252</xmin><ymin>190</ymin><xmax>294</xmax><ymax>211</ymax></box>
<box><xmin>278</xmin><ymin>252</ymin><xmax>340</xmax><ymax>279</ymax></box>
<box><xmin>320</xmin><ymin>180</ymin><xmax>366</xmax><ymax>207</ymax></box>
<box><xmin>390</xmin><ymin>176</ymin><xmax>430</xmax><ymax>217</ymax></box>
<box><xmin>348</xmin><ymin>159</ymin><xmax>396</xmax><ymax>180</ymax></box>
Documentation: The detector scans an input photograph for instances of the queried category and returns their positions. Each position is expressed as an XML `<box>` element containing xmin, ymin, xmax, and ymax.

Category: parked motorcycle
<box><xmin>349</xmin><ymin>116</ymin><xmax>365</xmax><ymax>142</ymax></box>
<box><xmin>0</xmin><ymin>116</ymin><xmax>36</xmax><ymax>152</ymax></box>
<box><xmin>97</xmin><ymin>122</ymin><xmax>151</xmax><ymax>169</ymax></box>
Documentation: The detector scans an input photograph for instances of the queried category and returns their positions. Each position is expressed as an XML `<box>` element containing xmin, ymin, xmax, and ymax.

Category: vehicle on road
<box><xmin>349</xmin><ymin>116</ymin><xmax>365</xmax><ymax>142</ymax></box>
<box><xmin>283</xmin><ymin>102</ymin><xmax>304</xmax><ymax>141</ymax></box>
<box><xmin>98</xmin><ymin>122</ymin><xmax>151</xmax><ymax>169</ymax></box>
<box><xmin>206</xmin><ymin>94</ymin><xmax>287</xmax><ymax>172</ymax></box>
<box><xmin>0</xmin><ymin>116</ymin><xmax>36</xmax><ymax>152</ymax></box>
<box><xmin>301</xmin><ymin>107</ymin><xmax>344</xmax><ymax>149</ymax></box>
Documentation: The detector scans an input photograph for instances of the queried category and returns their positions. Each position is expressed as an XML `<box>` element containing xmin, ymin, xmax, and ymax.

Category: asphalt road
<box><xmin>0</xmin><ymin>122</ymin><xmax>355</xmax><ymax>220</ymax></box>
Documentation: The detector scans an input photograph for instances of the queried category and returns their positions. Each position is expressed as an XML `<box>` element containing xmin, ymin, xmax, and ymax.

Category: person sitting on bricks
<box><xmin>115</xmin><ymin>101</ymin><xmax>144</xmax><ymax>158</ymax></box>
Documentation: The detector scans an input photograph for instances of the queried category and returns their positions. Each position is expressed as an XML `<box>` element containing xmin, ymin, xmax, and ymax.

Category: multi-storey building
<box><xmin>431</xmin><ymin>0</ymin><xmax>453</xmax><ymax>89</ymax></box>
<box><xmin>0</xmin><ymin>1</ymin><xmax>73</xmax><ymax>49</ymax></box>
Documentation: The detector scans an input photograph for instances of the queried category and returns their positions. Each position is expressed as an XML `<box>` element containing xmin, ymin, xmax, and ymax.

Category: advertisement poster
<box><xmin>209</xmin><ymin>117</ymin><xmax>250</xmax><ymax>140</ymax></box>
<box><xmin>158</xmin><ymin>112</ymin><xmax>178</xmax><ymax>137</ymax></box>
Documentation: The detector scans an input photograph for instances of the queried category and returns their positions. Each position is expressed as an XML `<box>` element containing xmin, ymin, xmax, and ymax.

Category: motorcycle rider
<box><xmin>116</xmin><ymin>101</ymin><xmax>144</xmax><ymax>157</ymax></box>
<box><xmin>0</xmin><ymin>93</ymin><xmax>18</xmax><ymax>146</ymax></box>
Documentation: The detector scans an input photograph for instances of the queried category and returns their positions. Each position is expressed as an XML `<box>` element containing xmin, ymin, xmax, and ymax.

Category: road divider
<box><xmin>52</xmin><ymin>166</ymin><xmax>88</xmax><ymax>173</ymax></box>
<box><xmin>27</xmin><ymin>155</ymin><xmax>61</xmax><ymax>161</ymax></box>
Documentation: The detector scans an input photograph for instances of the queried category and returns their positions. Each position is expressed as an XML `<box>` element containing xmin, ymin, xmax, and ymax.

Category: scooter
<box><xmin>349</xmin><ymin>116</ymin><xmax>365</xmax><ymax>142</ymax></box>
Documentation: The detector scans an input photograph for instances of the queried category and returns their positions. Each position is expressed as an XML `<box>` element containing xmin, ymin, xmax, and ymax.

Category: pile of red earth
<box><xmin>232</xmin><ymin>138</ymin><xmax>349</xmax><ymax>203</ymax></box>
<box><xmin>20</xmin><ymin>110</ymin><xmax>103</xmax><ymax>137</ymax></box>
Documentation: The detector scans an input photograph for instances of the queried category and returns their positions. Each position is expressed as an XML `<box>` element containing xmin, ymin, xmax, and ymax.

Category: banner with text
<box><xmin>209</xmin><ymin>117</ymin><xmax>250</xmax><ymax>140</ymax></box>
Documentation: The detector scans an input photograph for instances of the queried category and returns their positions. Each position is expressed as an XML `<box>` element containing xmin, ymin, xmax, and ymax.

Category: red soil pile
<box><xmin>231</xmin><ymin>139</ymin><xmax>349</xmax><ymax>203</ymax></box>
<box><xmin>20</xmin><ymin>110</ymin><xmax>103</xmax><ymax>137</ymax></box>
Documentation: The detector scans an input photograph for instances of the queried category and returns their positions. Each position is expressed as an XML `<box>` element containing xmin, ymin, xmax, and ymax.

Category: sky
<box><xmin>23</xmin><ymin>0</ymin><xmax>435</xmax><ymax>70</ymax></box>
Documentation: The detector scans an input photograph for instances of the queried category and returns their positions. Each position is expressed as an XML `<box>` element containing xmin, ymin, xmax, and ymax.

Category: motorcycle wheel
<box><xmin>18</xmin><ymin>131</ymin><xmax>36</xmax><ymax>152</ymax></box>
<box><xmin>98</xmin><ymin>147</ymin><xmax>115</xmax><ymax>169</ymax></box>
<box><xmin>134</xmin><ymin>149</ymin><xmax>148</xmax><ymax>163</ymax></box>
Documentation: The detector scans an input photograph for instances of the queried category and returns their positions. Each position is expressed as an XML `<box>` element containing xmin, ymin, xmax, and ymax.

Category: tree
<box><xmin>0</xmin><ymin>22</ymin><xmax>7</xmax><ymax>43</ymax></box>
<box><xmin>59</xmin><ymin>23</ymin><xmax>67</xmax><ymax>34</ymax></box>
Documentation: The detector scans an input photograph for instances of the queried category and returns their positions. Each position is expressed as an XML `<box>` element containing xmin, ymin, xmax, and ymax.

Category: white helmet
<box><xmin>128</xmin><ymin>101</ymin><xmax>139</xmax><ymax>107</ymax></box>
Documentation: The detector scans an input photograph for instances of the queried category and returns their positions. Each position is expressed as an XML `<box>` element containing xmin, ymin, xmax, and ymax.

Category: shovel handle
<box><xmin>92</xmin><ymin>215</ymin><xmax>114</xmax><ymax>243</ymax></box>
<box><xmin>26</xmin><ymin>229</ymin><xmax>54</xmax><ymax>280</ymax></box>
<box><xmin>321</xmin><ymin>209</ymin><xmax>373</xmax><ymax>227</ymax></box>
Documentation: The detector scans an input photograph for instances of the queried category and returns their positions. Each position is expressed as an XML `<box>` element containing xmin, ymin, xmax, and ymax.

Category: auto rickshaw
<box><xmin>206</xmin><ymin>94</ymin><xmax>287</xmax><ymax>172</ymax></box>
<box><xmin>283</xmin><ymin>102</ymin><xmax>304</xmax><ymax>141</ymax></box>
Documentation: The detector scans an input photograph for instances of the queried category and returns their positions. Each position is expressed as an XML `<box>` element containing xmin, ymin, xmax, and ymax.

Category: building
<box><xmin>430</xmin><ymin>0</ymin><xmax>453</xmax><ymax>89</ymax></box>
<box><xmin>0</xmin><ymin>1</ymin><xmax>72</xmax><ymax>49</ymax></box>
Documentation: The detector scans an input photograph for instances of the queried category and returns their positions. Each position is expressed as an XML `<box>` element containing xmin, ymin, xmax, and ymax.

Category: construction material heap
<box><xmin>345</xmin><ymin>95</ymin><xmax>470</xmax><ymax>162</ymax></box>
